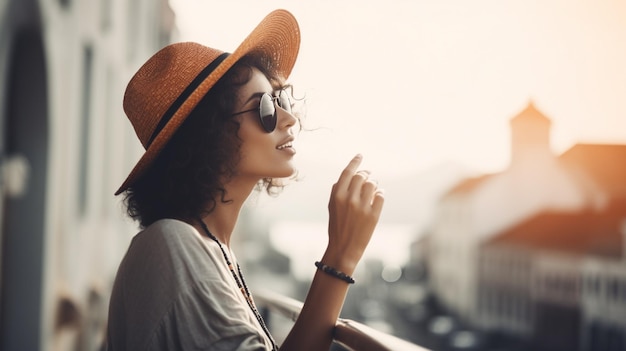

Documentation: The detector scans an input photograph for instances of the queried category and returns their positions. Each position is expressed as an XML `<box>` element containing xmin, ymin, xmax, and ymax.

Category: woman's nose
<box><xmin>276</xmin><ymin>105</ymin><xmax>297</xmax><ymax>130</ymax></box>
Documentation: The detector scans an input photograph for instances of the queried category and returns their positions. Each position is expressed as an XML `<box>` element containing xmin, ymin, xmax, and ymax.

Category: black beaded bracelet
<box><xmin>314</xmin><ymin>261</ymin><xmax>355</xmax><ymax>284</ymax></box>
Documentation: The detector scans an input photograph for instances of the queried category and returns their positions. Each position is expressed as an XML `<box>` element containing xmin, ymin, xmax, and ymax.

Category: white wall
<box><xmin>0</xmin><ymin>0</ymin><xmax>175</xmax><ymax>349</ymax></box>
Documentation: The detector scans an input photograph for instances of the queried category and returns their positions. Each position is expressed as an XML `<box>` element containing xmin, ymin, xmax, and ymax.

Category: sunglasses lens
<box><xmin>278</xmin><ymin>90</ymin><xmax>292</xmax><ymax>114</ymax></box>
<box><xmin>259</xmin><ymin>93</ymin><xmax>277</xmax><ymax>132</ymax></box>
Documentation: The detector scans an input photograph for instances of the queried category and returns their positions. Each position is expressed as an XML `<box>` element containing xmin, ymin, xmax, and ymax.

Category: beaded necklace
<box><xmin>197</xmin><ymin>219</ymin><xmax>277</xmax><ymax>350</ymax></box>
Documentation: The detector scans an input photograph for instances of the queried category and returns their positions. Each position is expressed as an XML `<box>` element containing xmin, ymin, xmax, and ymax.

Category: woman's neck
<box><xmin>195</xmin><ymin>176</ymin><xmax>258</xmax><ymax>246</ymax></box>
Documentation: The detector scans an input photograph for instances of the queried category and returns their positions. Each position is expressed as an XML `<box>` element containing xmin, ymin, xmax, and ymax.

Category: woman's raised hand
<box><xmin>325</xmin><ymin>154</ymin><xmax>385</xmax><ymax>272</ymax></box>
<box><xmin>282</xmin><ymin>154</ymin><xmax>384</xmax><ymax>350</ymax></box>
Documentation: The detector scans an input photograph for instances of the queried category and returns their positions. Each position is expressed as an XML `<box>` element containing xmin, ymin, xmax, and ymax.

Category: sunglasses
<box><xmin>231</xmin><ymin>90</ymin><xmax>292</xmax><ymax>132</ymax></box>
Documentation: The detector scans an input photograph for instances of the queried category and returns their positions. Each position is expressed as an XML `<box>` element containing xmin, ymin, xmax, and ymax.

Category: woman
<box><xmin>107</xmin><ymin>9</ymin><xmax>384</xmax><ymax>351</ymax></box>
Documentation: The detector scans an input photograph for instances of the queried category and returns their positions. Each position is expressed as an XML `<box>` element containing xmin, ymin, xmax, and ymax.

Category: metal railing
<box><xmin>255</xmin><ymin>290</ymin><xmax>430</xmax><ymax>351</ymax></box>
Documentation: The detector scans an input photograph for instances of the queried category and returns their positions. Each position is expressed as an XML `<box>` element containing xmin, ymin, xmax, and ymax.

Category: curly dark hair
<box><xmin>123</xmin><ymin>55</ymin><xmax>296</xmax><ymax>228</ymax></box>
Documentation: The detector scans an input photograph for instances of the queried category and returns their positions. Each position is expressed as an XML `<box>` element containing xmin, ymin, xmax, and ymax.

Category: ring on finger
<box><xmin>355</xmin><ymin>170</ymin><xmax>370</xmax><ymax>178</ymax></box>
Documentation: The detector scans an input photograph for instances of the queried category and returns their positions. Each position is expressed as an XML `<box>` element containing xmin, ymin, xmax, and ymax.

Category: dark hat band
<box><xmin>146</xmin><ymin>52</ymin><xmax>231</xmax><ymax>148</ymax></box>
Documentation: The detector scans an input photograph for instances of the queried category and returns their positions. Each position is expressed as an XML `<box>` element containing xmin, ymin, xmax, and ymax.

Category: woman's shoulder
<box><xmin>134</xmin><ymin>218</ymin><xmax>201</xmax><ymax>247</ymax></box>
<box><xmin>121</xmin><ymin>218</ymin><xmax>223</xmax><ymax>284</ymax></box>
<box><xmin>126</xmin><ymin>218</ymin><xmax>217</xmax><ymax>266</ymax></box>
<box><xmin>142</xmin><ymin>218</ymin><xmax>197</xmax><ymax>236</ymax></box>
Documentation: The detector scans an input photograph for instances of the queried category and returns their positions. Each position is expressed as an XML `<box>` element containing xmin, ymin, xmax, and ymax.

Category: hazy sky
<box><xmin>167</xmin><ymin>0</ymin><xmax>626</xmax><ymax>276</ymax></box>
<box><xmin>170</xmin><ymin>0</ymin><xmax>626</xmax><ymax>178</ymax></box>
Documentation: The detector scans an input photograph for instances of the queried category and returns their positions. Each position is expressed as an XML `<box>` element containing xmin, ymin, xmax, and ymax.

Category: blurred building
<box><xmin>428</xmin><ymin>102</ymin><xmax>626</xmax><ymax>350</ymax></box>
<box><xmin>479</xmin><ymin>200</ymin><xmax>626</xmax><ymax>351</ymax></box>
<box><xmin>0</xmin><ymin>0</ymin><xmax>175</xmax><ymax>350</ymax></box>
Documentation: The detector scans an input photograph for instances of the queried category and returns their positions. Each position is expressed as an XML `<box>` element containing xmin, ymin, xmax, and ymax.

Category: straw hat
<box><xmin>115</xmin><ymin>9</ymin><xmax>300</xmax><ymax>195</ymax></box>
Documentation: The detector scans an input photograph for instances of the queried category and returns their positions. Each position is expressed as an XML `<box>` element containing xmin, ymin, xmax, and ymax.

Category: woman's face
<box><xmin>233</xmin><ymin>67</ymin><xmax>297</xmax><ymax>181</ymax></box>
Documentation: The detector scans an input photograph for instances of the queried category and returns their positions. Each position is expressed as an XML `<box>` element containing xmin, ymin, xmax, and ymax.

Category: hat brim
<box><xmin>115</xmin><ymin>9</ymin><xmax>300</xmax><ymax>195</ymax></box>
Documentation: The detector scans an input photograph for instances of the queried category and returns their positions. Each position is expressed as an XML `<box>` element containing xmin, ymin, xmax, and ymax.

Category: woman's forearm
<box><xmin>279</xmin><ymin>257</ymin><xmax>354</xmax><ymax>351</ymax></box>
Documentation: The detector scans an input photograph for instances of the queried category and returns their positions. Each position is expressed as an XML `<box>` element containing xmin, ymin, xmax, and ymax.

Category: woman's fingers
<box><xmin>335</xmin><ymin>154</ymin><xmax>362</xmax><ymax>194</ymax></box>
<box><xmin>348</xmin><ymin>171</ymin><xmax>369</xmax><ymax>194</ymax></box>
<box><xmin>326</xmin><ymin>155</ymin><xmax>385</xmax><ymax>265</ymax></box>
<box><xmin>360</xmin><ymin>179</ymin><xmax>378</xmax><ymax>202</ymax></box>
<box><xmin>371</xmin><ymin>189</ymin><xmax>385</xmax><ymax>215</ymax></box>
<box><xmin>333</xmin><ymin>154</ymin><xmax>384</xmax><ymax>209</ymax></box>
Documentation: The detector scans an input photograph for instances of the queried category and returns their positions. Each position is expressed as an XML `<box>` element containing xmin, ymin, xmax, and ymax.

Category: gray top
<box><xmin>106</xmin><ymin>219</ymin><xmax>273</xmax><ymax>350</ymax></box>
